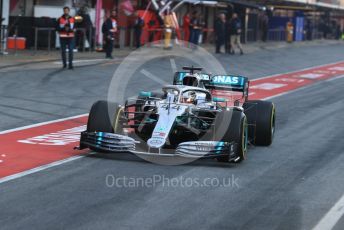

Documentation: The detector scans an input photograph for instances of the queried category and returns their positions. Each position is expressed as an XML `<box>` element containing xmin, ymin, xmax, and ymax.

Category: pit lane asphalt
<box><xmin>0</xmin><ymin>43</ymin><xmax>344</xmax><ymax>230</ymax></box>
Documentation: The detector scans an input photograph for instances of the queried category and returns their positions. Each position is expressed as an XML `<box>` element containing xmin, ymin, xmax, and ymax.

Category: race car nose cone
<box><xmin>147</xmin><ymin>137</ymin><xmax>165</xmax><ymax>149</ymax></box>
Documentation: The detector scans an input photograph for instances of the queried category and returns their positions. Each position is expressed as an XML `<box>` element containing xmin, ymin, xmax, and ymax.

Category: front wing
<box><xmin>78</xmin><ymin>131</ymin><xmax>238</xmax><ymax>159</ymax></box>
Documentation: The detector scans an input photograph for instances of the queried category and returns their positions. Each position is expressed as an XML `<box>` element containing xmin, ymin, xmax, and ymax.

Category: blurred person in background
<box><xmin>229</xmin><ymin>13</ymin><xmax>243</xmax><ymax>55</ymax></box>
<box><xmin>286</xmin><ymin>20</ymin><xmax>294</xmax><ymax>43</ymax></box>
<box><xmin>75</xmin><ymin>5</ymin><xmax>93</xmax><ymax>51</ymax></box>
<box><xmin>189</xmin><ymin>11</ymin><xmax>202</xmax><ymax>48</ymax></box>
<box><xmin>225</xmin><ymin>15</ymin><xmax>231</xmax><ymax>53</ymax></box>
<box><xmin>261</xmin><ymin>12</ymin><xmax>269</xmax><ymax>42</ymax></box>
<box><xmin>57</xmin><ymin>6</ymin><xmax>75</xmax><ymax>69</ymax></box>
<box><xmin>163</xmin><ymin>9</ymin><xmax>174</xmax><ymax>50</ymax></box>
<box><xmin>214</xmin><ymin>13</ymin><xmax>226</xmax><ymax>53</ymax></box>
<box><xmin>102</xmin><ymin>9</ymin><xmax>118</xmax><ymax>59</ymax></box>
<box><xmin>133</xmin><ymin>11</ymin><xmax>144</xmax><ymax>49</ymax></box>
<box><xmin>183</xmin><ymin>12</ymin><xmax>190</xmax><ymax>45</ymax></box>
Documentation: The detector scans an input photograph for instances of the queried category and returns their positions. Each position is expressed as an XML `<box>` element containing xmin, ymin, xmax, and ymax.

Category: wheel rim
<box><xmin>242</xmin><ymin>117</ymin><xmax>248</xmax><ymax>158</ymax></box>
<box><xmin>113</xmin><ymin>107</ymin><xmax>124</xmax><ymax>133</ymax></box>
<box><xmin>271</xmin><ymin>106</ymin><xmax>276</xmax><ymax>140</ymax></box>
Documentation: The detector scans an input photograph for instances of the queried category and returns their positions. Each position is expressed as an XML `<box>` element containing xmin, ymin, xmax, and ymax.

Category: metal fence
<box><xmin>1</xmin><ymin>24</ymin><xmax>333</xmax><ymax>55</ymax></box>
<box><xmin>247</xmin><ymin>29</ymin><xmax>257</xmax><ymax>42</ymax></box>
<box><xmin>34</xmin><ymin>27</ymin><xmax>55</xmax><ymax>54</ymax></box>
<box><xmin>2</xmin><ymin>25</ymin><xmax>96</xmax><ymax>54</ymax></box>
<box><xmin>312</xmin><ymin>31</ymin><xmax>324</xmax><ymax>40</ymax></box>
<box><xmin>245</xmin><ymin>28</ymin><xmax>286</xmax><ymax>42</ymax></box>
<box><xmin>268</xmin><ymin>28</ymin><xmax>286</xmax><ymax>41</ymax></box>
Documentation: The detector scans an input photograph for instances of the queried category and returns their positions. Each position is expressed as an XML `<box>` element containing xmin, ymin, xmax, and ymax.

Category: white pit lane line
<box><xmin>170</xmin><ymin>58</ymin><xmax>177</xmax><ymax>73</ymax></box>
<box><xmin>0</xmin><ymin>155</ymin><xmax>86</xmax><ymax>184</ymax></box>
<box><xmin>312</xmin><ymin>194</ymin><xmax>344</xmax><ymax>230</ymax></box>
<box><xmin>52</xmin><ymin>59</ymin><xmax>108</xmax><ymax>65</ymax></box>
<box><xmin>0</xmin><ymin>113</ymin><xmax>88</xmax><ymax>135</ymax></box>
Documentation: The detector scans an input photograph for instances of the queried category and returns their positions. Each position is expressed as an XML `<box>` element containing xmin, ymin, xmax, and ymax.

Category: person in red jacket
<box><xmin>57</xmin><ymin>6</ymin><xmax>75</xmax><ymax>69</ymax></box>
<box><xmin>183</xmin><ymin>12</ymin><xmax>190</xmax><ymax>45</ymax></box>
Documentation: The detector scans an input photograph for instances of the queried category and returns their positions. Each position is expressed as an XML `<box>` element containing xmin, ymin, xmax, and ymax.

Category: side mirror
<box><xmin>139</xmin><ymin>91</ymin><xmax>152</xmax><ymax>97</ymax></box>
<box><xmin>213</xmin><ymin>97</ymin><xmax>226</xmax><ymax>103</ymax></box>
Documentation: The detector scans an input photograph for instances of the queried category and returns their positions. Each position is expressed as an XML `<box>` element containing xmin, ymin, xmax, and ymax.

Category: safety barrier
<box><xmin>34</xmin><ymin>27</ymin><xmax>55</xmax><ymax>54</ymax></box>
<box><xmin>3</xmin><ymin>25</ymin><xmax>229</xmax><ymax>54</ymax></box>
<box><xmin>135</xmin><ymin>27</ymin><xmax>213</xmax><ymax>47</ymax></box>
<box><xmin>247</xmin><ymin>29</ymin><xmax>256</xmax><ymax>42</ymax></box>
<box><xmin>34</xmin><ymin>26</ymin><xmax>96</xmax><ymax>54</ymax></box>
<box><xmin>2</xmin><ymin>25</ymin><xmax>92</xmax><ymax>54</ymax></box>
<box><xmin>0</xmin><ymin>25</ymin><xmax>8</xmax><ymax>55</ymax></box>
<box><xmin>247</xmin><ymin>28</ymin><xmax>286</xmax><ymax>42</ymax></box>
<box><xmin>312</xmin><ymin>31</ymin><xmax>324</xmax><ymax>40</ymax></box>
<box><xmin>4</xmin><ymin>25</ymin><xmax>323</xmax><ymax>54</ymax></box>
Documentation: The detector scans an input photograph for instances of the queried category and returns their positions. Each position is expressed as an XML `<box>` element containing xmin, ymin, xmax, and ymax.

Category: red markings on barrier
<box><xmin>1</xmin><ymin>61</ymin><xmax>344</xmax><ymax>179</ymax></box>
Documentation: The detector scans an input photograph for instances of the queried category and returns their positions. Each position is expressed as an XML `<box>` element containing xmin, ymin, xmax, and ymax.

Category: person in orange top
<box><xmin>162</xmin><ymin>9</ymin><xmax>180</xmax><ymax>49</ymax></box>
<box><xmin>183</xmin><ymin>12</ymin><xmax>190</xmax><ymax>44</ymax></box>
<box><xmin>163</xmin><ymin>10</ymin><xmax>174</xmax><ymax>49</ymax></box>
<box><xmin>57</xmin><ymin>6</ymin><xmax>75</xmax><ymax>69</ymax></box>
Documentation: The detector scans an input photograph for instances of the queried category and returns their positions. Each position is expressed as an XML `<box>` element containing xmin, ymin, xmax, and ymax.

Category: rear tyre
<box><xmin>243</xmin><ymin>100</ymin><xmax>275</xmax><ymax>146</ymax></box>
<box><xmin>215</xmin><ymin>110</ymin><xmax>248</xmax><ymax>163</ymax></box>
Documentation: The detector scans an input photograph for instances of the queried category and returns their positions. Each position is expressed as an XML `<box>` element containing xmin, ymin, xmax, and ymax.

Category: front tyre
<box><xmin>215</xmin><ymin>110</ymin><xmax>248</xmax><ymax>163</ymax></box>
<box><xmin>87</xmin><ymin>100</ymin><xmax>119</xmax><ymax>133</ymax></box>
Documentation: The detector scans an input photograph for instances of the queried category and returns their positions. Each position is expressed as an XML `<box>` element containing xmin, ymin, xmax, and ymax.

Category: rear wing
<box><xmin>205</xmin><ymin>75</ymin><xmax>248</xmax><ymax>92</ymax></box>
<box><xmin>173</xmin><ymin>72</ymin><xmax>249</xmax><ymax>100</ymax></box>
<box><xmin>205</xmin><ymin>75</ymin><xmax>250</xmax><ymax>101</ymax></box>
<box><xmin>173</xmin><ymin>72</ymin><xmax>211</xmax><ymax>85</ymax></box>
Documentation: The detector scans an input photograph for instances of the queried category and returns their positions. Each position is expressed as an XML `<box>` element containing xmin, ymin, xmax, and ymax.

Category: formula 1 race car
<box><xmin>77</xmin><ymin>67</ymin><xmax>275</xmax><ymax>163</ymax></box>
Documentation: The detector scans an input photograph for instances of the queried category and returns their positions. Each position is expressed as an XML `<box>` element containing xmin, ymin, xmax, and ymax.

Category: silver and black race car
<box><xmin>77</xmin><ymin>67</ymin><xmax>275</xmax><ymax>163</ymax></box>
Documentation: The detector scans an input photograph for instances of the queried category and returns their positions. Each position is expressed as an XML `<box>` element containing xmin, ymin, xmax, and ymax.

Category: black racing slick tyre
<box><xmin>87</xmin><ymin>100</ymin><xmax>119</xmax><ymax>133</ymax></box>
<box><xmin>243</xmin><ymin>100</ymin><xmax>275</xmax><ymax>146</ymax></box>
<box><xmin>215</xmin><ymin>110</ymin><xmax>248</xmax><ymax>163</ymax></box>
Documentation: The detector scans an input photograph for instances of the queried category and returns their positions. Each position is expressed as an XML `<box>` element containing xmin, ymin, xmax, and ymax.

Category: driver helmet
<box><xmin>183</xmin><ymin>91</ymin><xmax>197</xmax><ymax>104</ymax></box>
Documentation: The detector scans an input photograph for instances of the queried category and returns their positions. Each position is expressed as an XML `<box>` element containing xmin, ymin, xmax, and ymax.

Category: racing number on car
<box><xmin>161</xmin><ymin>105</ymin><xmax>181</xmax><ymax>110</ymax></box>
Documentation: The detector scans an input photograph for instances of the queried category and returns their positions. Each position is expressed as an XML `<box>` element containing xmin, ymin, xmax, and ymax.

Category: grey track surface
<box><xmin>0</xmin><ymin>43</ymin><xmax>344</xmax><ymax>230</ymax></box>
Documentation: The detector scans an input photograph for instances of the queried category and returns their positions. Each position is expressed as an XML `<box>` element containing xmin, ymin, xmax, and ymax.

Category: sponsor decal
<box><xmin>212</xmin><ymin>75</ymin><xmax>241</xmax><ymax>85</ymax></box>
<box><xmin>153</xmin><ymin>131</ymin><xmax>166</xmax><ymax>137</ymax></box>
<box><xmin>181</xmin><ymin>141</ymin><xmax>224</xmax><ymax>152</ymax></box>
<box><xmin>195</xmin><ymin>144</ymin><xmax>213</xmax><ymax>152</ymax></box>
<box><xmin>147</xmin><ymin>137</ymin><xmax>165</xmax><ymax>148</ymax></box>
<box><xmin>199</xmin><ymin>74</ymin><xmax>210</xmax><ymax>81</ymax></box>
